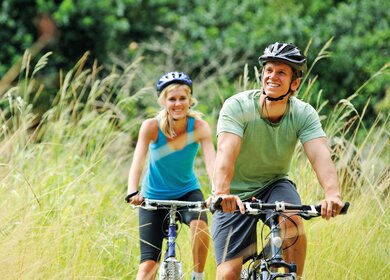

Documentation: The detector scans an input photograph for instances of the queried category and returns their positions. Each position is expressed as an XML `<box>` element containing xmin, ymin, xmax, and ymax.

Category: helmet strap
<box><xmin>263</xmin><ymin>91</ymin><xmax>291</xmax><ymax>101</ymax></box>
<box><xmin>262</xmin><ymin>77</ymin><xmax>297</xmax><ymax>102</ymax></box>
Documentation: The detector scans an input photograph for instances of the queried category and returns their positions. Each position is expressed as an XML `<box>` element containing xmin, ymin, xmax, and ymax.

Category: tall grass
<box><xmin>0</xmin><ymin>48</ymin><xmax>388</xmax><ymax>280</ymax></box>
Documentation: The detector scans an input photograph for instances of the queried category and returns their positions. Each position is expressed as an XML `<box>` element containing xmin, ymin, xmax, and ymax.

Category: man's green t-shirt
<box><xmin>217</xmin><ymin>90</ymin><xmax>326</xmax><ymax>200</ymax></box>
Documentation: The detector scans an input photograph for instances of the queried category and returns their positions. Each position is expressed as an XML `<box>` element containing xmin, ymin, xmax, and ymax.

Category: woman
<box><xmin>126</xmin><ymin>72</ymin><xmax>215</xmax><ymax>280</ymax></box>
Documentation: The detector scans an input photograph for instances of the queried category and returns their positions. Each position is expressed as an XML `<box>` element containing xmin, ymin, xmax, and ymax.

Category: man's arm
<box><xmin>213</xmin><ymin>132</ymin><xmax>245</xmax><ymax>213</ymax></box>
<box><xmin>303</xmin><ymin>137</ymin><xmax>343</xmax><ymax>219</ymax></box>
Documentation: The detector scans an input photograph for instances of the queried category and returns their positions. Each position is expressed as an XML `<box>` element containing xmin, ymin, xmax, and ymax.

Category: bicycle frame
<box><xmin>139</xmin><ymin>199</ymin><xmax>207</xmax><ymax>280</ymax></box>
<box><xmin>248</xmin><ymin>212</ymin><xmax>297</xmax><ymax>280</ymax></box>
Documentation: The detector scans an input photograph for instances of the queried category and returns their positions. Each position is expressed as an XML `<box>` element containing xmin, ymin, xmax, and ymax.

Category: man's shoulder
<box><xmin>224</xmin><ymin>89</ymin><xmax>260</xmax><ymax>107</ymax></box>
<box><xmin>290</xmin><ymin>96</ymin><xmax>309</xmax><ymax>106</ymax></box>
<box><xmin>290</xmin><ymin>97</ymin><xmax>316</xmax><ymax>113</ymax></box>
<box><xmin>227</xmin><ymin>89</ymin><xmax>261</xmax><ymax>100</ymax></box>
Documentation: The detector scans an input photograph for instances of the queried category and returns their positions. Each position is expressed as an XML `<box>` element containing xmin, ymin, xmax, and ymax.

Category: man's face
<box><xmin>262</xmin><ymin>62</ymin><xmax>300</xmax><ymax>97</ymax></box>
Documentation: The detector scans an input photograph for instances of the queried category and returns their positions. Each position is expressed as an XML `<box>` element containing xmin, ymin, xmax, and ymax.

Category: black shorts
<box><xmin>139</xmin><ymin>189</ymin><xmax>208</xmax><ymax>263</ymax></box>
<box><xmin>211</xmin><ymin>179</ymin><xmax>301</xmax><ymax>265</ymax></box>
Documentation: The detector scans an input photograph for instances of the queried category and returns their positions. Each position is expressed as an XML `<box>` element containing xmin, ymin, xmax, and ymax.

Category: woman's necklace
<box><xmin>170</xmin><ymin>116</ymin><xmax>188</xmax><ymax>138</ymax></box>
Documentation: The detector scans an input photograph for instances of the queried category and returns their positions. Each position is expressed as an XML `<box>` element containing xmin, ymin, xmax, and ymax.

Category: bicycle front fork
<box><xmin>158</xmin><ymin>207</ymin><xmax>183</xmax><ymax>280</ymax></box>
<box><xmin>259</xmin><ymin>259</ymin><xmax>297</xmax><ymax>280</ymax></box>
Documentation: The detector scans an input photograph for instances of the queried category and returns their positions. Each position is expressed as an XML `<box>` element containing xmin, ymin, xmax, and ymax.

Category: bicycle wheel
<box><xmin>241</xmin><ymin>268</ymin><xmax>263</xmax><ymax>280</ymax></box>
<box><xmin>158</xmin><ymin>259</ymin><xmax>182</xmax><ymax>280</ymax></box>
<box><xmin>261</xmin><ymin>272</ymin><xmax>295</xmax><ymax>280</ymax></box>
<box><xmin>167</xmin><ymin>260</ymin><xmax>182</xmax><ymax>280</ymax></box>
<box><xmin>240</xmin><ymin>268</ymin><xmax>249</xmax><ymax>279</ymax></box>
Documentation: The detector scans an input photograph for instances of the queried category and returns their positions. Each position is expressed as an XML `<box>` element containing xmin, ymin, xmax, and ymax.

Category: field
<box><xmin>0</xmin><ymin>52</ymin><xmax>389</xmax><ymax>279</ymax></box>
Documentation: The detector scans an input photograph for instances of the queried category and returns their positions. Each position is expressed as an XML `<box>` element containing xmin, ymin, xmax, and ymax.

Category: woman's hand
<box><xmin>125</xmin><ymin>190</ymin><xmax>143</xmax><ymax>205</ymax></box>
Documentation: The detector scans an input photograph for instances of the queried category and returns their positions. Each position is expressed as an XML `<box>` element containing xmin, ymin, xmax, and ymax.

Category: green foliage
<box><xmin>43</xmin><ymin>0</ymin><xmax>135</xmax><ymax>68</ymax></box>
<box><xmin>309</xmin><ymin>0</ymin><xmax>390</xmax><ymax>123</ymax></box>
<box><xmin>0</xmin><ymin>0</ymin><xmax>389</xmax><ymax>128</ymax></box>
<box><xmin>0</xmin><ymin>0</ymin><xmax>136</xmax><ymax>76</ymax></box>
<box><xmin>0</xmin><ymin>0</ymin><xmax>37</xmax><ymax>75</ymax></box>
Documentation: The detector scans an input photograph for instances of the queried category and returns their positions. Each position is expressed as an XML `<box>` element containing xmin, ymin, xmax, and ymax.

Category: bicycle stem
<box><xmin>262</xmin><ymin>214</ymin><xmax>297</xmax><ymax>275</ymax></box>
<box><xmin>269</xmin><ymin>214</ymin><xmax>283</xmax><ymax>260</ymax></box>
<box><xmin>167</xmin><ymin>206</ymin><xmax>177</xmax><ymax>258</ymax></box>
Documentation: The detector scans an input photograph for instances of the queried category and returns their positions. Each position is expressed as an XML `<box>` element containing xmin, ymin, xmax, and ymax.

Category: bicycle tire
<box><xmin>260</xmin><ymin>272</ymin><xmax>295</xmax><ymax>280</ymax></box>
<box><xmin>159</xmin><ymin>260</ymin><xmax>182</xmax><ymax>280</ymax></box>
<box><xmin>240</xmin><ymin>268</ymin><xmax>249</xmax><ymax>279</ymax></box>
<box><xmin>168</xmin><ymin>260</ymin><xmax>183</xmax><ymax>280</ymax></box>
<box><xmin>158</xmin><ymin>261</ymin><xmax>167</xmax><ymax>280</ymax></box>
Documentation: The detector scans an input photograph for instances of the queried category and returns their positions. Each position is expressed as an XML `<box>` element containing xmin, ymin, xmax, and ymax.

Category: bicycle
<box><xmin>211</xmin><ymin>198</ymin><xmax>350</xmax><ymax>280</ymax></box>
<box><xmin>133</xmin><ymin>198</ymin><xmax>208</xmax><ymax>280</ymax></box>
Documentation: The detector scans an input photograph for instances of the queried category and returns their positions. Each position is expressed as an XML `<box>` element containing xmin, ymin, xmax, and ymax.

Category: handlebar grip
<box><xmin>340</xmin><ymin>201</ymin><xmax>350</xmax><ymax>214</ymax></box>
<box><xmin>125</xmin><ymin>190</ymin><xmax>139</xmax><ymax>203</ymax></box>
<box><xmin>210</xmin><ymin>197</ymin><xmax>223</xmax><ymax>213</ymax></box>
<box><xmin>314</xmin><ymin>201</ymin><xmax>350</xmax><ymax>215</ymax></box>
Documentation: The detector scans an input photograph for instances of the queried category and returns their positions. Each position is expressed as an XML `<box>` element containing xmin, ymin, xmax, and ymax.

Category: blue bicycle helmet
<box><xmin>156</xmin><ymin>71</ymin><xmax>193</xmax><ymax>97</ymax></box>
<box><xmin>259</xmin><ymin>42</ymin><xmax>307</xmax><ymax>77</ymax></box>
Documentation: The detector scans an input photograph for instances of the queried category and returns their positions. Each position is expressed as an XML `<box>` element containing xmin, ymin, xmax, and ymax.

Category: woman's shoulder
<box><xmin>193</xmin><ymin>118</ymin><xmax>212</xmax><ymax>140</ymax></box>
<box><xmin>193</xmin><ymin>117</ymin><xmax>210</xmax><ymax>129</ymax></box>
<box><xmin>142</xmin><ymin>117</ymin><xmax>158</xmax><ymax>128</ymax></box>
<box><xmin>140</xmin><ymin>118</ymin><xmax>159</xmax><ymax>140</ymax></box>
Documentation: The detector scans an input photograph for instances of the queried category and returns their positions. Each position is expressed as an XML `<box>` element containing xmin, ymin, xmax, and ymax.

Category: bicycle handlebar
<box><xmin>210</xmin><ymin>197</ymin><xmax>350</xmax><ymax>219</ymax></box>
<box><xmin>136</xmin><ymin>198</ymin><xmax>208</xmax><ymax>212</ymax></box>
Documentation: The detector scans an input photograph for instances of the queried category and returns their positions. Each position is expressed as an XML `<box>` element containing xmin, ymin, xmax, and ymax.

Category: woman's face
<box><xmin>164</xmin><ymin>85</ymin><xmax>191</xmax><ymax>120</ymax></box>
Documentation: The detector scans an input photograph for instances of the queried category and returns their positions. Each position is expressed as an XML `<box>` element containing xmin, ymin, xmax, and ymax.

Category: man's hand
<box><xmin>320</xmin><ymin>195</ymin><xmax>344</xmax><ymax>220</ymax></box>
<box><xmin>214</xmin><ymin>194</ymin><xmax>245</xmax><ymax>214</ymax></box>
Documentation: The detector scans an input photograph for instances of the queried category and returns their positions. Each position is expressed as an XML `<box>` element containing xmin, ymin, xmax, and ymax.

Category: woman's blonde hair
<box><xmin>156</xmin><ymin>84</ymin><xmax>203</xmax><ymax>138</ymax></box>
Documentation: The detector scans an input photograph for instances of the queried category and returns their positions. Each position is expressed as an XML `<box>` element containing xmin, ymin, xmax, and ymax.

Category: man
<box><xmin>211</xmin><ymin>42</ymin><xmax>344</xmax><ymax>279</ymax></box>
